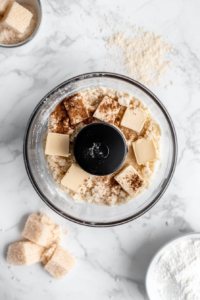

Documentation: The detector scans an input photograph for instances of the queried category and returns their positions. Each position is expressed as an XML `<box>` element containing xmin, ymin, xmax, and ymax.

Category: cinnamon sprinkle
<box><xmin>50</xmin><ymin>94</ymin><xmax>95</xmax><ymax>134</ymax></box>
<box><xmin>94</xmin><ymin>96</ymin><xmax>121</xmax><ymax>124</ymax></box>
<box><xmin>50</xmin><ymin>102</ymin><xmax>72</xmax><ymax>134</ymax></box>
<box><xmin>63</xmin><ymin>94</ymin><xmax>90</xmax><ymax>125</ymax></box>
<box><xmin>51</xmin><ymin>102</ymin><xmax>67</xmax><ymax>122</ymax></box>
<box><xmin>98</xmin><ymin>98</ymin><xmax>120</xmax><ymax>114</ymax></box>
<box><xmin>83</xmin><ymin>111</ymin><xmax>96</xmax><ymax>124</ymax></box>
<box><xmin>127</xmin><ymin>173</ymin><xmax>144</xmax><ymax>192</ymax></box>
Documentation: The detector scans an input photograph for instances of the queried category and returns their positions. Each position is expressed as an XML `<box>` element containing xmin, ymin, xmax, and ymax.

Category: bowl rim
<box><xmin>0</xmin><ymin>0</ymin><xmax>42</xmax><ymax>48</ymax></box>
<box><xmin>145</xmin><ymin>232</ymin><xmax>200</xmax><ymax>299</ymax></box>
<box><xmin>23</xmin><ymin>71</ymin><xmax>178</xmax><ymax>227</ymax></box>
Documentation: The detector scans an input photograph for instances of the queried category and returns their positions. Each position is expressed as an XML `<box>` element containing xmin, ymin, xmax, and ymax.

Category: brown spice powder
<box><xmin>63</xmin><ymin>95</ymin><xmax>89</xmax><ymax>125</ymax></box>
<box><xmin>98</xmin><ymin>98</ymin><xmax>120</xmax><ymax>114</ymax></box>
<box><xmin>95</xmin><ymin>96</ymin><xmax>121</xmax><ymax>124</ymax></box>
<box><xmin>83</xmin><ymin>111</ymin><xmax>96</xmax><ymax>124</ymax></box>
<box><xmin>50</xmin><ymin>96</ymin><xmax>96</xmax><ymax>134</ymax></box>
<box><xmin>50</xmin><ymin>102</ymin><xmax>72</xmax><ymax>134</ymax></box>
<box><xmin>127</xmin><ymin>173</ymin><xmax>144</xmax><ymax>192</ymax></box>
<box><xmin>108</xmin><ymin>176</ymin><xmax>120</xmax><ymax>189</ymax></box>
<box><xmin>51</xmin><ymin>102</ymin><xmax>68</xmax><ymax>122</ymax></box>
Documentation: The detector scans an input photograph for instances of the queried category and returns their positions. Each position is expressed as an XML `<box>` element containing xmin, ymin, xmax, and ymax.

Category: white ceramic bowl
<box><xmin>146</xmin><ymin>232</ymin><xmax>200</xmax><ymax>300</ymax></box>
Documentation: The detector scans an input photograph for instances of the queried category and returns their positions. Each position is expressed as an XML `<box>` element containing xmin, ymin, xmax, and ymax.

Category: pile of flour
<box><xmin>107</xmin><ymin>27</ymin><xmax>173</xmax><ymax>86</ymax></box>
<box><xmin>154</xmin><ymin>239</ymin><xmax>200</xmax><ymax>300</ymax></box>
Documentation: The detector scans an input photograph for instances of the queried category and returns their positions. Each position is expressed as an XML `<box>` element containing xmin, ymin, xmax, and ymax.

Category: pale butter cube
<box><xmin>61</xmin><ymin>164</ymin><xmax>90</xmax><ymax>192</ymax></box>
<box><xmin>114</xmin><ymin>165</ymin><xmax>146</xmax><ymax>196</ymax></box>
<box><xmin>0</xmin><ymin>0</ymin><xmax>10</xmax><ymax>15</ymax></box>
<box><xmin>133</xmin><ymin>138</ymin><xmax>157</xmax><ymax>165</ymax></box>
<box><xmin>45</xmin><ymin>132</ymin><xmax>69</xmax><ymax>157</ymax></box>
<box><xmin>93</xmin><ymin>96</ymin><xmax>121</xmax><ymax>124</ymax></box>
<box><xmin>121</xmin><ymin>107</ymin><xmax>147</xmax><ymax>133</ymax></box>
<box><xmin>7</xmin><ymin>241</ymin><xmax>44</xmax><ymax>266</ymax></box>
<box><xmin>43</xmin><ymin>245</ymin><xmax>75</xmax><ymax>279</ymax></box>
<box><xmin>2</xmin><ymin>2</ymin><xmax>33</xmax><ymax>34</ymax></box>
<box><xmin>22</xmin><ymin>214</ymin><xmax>61</xmax><ymax>247</ymax></box>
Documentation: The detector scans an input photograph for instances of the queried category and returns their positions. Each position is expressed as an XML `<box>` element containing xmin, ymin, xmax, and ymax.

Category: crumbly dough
<box><xmin>44</xmin><ymin>87</ymin><xmax>161</xmax><ymax>206</ymax></box>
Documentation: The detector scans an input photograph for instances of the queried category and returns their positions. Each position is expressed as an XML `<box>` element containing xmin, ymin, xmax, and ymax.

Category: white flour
<box><xmin>107</xmin><ymin>27</ymin><xmax>173</xmax><ymax>86</ymax></box>
<box><xmin>154</xmin><ymin>239</ymin><xmax>200</xmax><ymax>300</ymax></box>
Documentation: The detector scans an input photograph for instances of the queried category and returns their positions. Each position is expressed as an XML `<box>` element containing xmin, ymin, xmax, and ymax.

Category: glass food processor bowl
<box><xmin>23</xmin><ymin>72</ymin><xmax>177</xmax><ymax>227</ymax></box>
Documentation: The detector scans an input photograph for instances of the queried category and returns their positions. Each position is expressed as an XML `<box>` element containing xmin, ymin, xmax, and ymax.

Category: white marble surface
<box><xmin>1</xmin><ymin>0</ymin><xmax>200</xmax><ymax>299</ymax></box>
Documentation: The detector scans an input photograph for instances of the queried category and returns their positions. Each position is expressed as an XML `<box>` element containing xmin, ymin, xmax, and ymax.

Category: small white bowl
<box><xmin>0</xmin><ymin>0</ymin><xmax>42</xmax><ymax>48</ymax></box>
<box><xmin>145</xmin><ymin>232</ymin><xmax>200</xmax><ymax>300</ymax></box>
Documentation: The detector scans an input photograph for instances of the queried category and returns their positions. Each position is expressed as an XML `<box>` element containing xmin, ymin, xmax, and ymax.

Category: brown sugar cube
<box><xmin>22</xmin><ymin>214</ymin><xmax>61</xmax><ymax>247</ymax></box>
<box><xmin>2</xmin><ymin>2</ymin><xmax>33</xmax><ymax>34</ymax></box>
<box><xmin>93</xmin><ymin>96</ymin><xmax>121</xmax><ymax>124</ymax></box>
<box><xmin>43</xmin><ymin>245</ymin><xmax>75</xmax><ymax>279</ymax></box>
<box><xmin>7</xmin><ymin>241</ymin><xmax>44</xmax><ymax>266</ymax></box>
<box><xmin>63</xmin><ymin>94</ymin><xmax>90</xmax><ymax>125</ymax></box>
<box><xmin>114</xmin><ymin>165</ymin><xmax>146</xmax><ymax>196</ymax></box>
<box><xmin>0</xmin><ymin>0</ymin><xmax>10</xmax><ymax>15</ymax></box>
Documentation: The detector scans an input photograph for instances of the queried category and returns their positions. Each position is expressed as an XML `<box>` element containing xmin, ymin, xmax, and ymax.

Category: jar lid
<box><xmin>74</xmin><ymin>122</ymin><xmax>128</xmax><ymax>176</ymax></box>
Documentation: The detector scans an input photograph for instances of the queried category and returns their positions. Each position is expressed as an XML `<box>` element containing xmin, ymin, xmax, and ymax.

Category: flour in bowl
<box><xmin>154</xmin><ymin>239</ymin><xmax>200</xmax><ymax>300</ymax></box>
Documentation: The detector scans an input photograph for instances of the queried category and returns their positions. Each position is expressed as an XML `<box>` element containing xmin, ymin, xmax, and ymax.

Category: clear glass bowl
<box><xmin>23</xmin><ymin>72</ymin><xmax>177</xmax><ymax>227</ymax></box>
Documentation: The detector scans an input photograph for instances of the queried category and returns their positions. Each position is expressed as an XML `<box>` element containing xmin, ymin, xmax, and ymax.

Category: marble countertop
<box><xmin>1</xmin><ymin>0</ymin><xmax>200</xmax><ymax>299</ymax></box>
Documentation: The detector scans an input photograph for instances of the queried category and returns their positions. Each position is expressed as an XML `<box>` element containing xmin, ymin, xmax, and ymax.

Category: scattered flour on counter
<box><xmin>154</xmin><ymin>239</ymin><xmax>200</xmax><ymax>300</ymax></box>
<box><xmin>107</xmin><ymin>26</ymin><xmax>173</xmax><ymax>86</ymax></box>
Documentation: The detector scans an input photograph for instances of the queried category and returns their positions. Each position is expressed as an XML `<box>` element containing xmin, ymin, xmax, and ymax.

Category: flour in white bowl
<box><xmin>154</xmin><ymin>239</ymin><xmax>200</xmax><ymax>300</ymax></box>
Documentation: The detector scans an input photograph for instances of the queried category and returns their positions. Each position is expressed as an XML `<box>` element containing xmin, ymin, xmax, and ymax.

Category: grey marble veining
<box><xmin>1</xmin><ymin>0</ymin><xmax>200</xmax><ymax>299</ymax></box>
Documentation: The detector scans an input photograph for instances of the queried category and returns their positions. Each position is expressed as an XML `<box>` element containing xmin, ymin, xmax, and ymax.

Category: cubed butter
<box><xmin>121</xmin><ymin>107</ymin><xmax>147</xmax><ymax>133</ymax></box>
<box><xmin>114</xmin><ymin>165</ymin><xmax>146</xmax><ymax>196</ymax></box>
<box><xmin>133</xmin><ymin>138</ymin><xmax>157</xmax><ymax>165</ymax></box>
<box><xmin>93</xmin><ymin>96</ymin><xmax>121</xmax><ymax>124</ymax></box>
<box><xmin>0</xmin><ymin>0</ymin><xmax>10</xmax><ymax>15</ymax></box>
<box><xmin>2</xmin><ymin>2</ymin><xmax>33</xmax><ymax>34</ymax></box>
<box><xmin>7</xmin><ymin>241</ymin><xmax>44</xmax><ymax>266</ymax></box>
<box><xmin>43</xmin><ymin>245</ymin><xmax>75</xmax><ymax>279</ymax></box>
<box><xmin>45</xmin><ymin>132</ymin><xmax>69</xmax><ymax>157</ymax></box>
<box><xmin>61</xmin><ymin>164</ymin><xmax>90</xmax><ymax>192</ymax></box>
